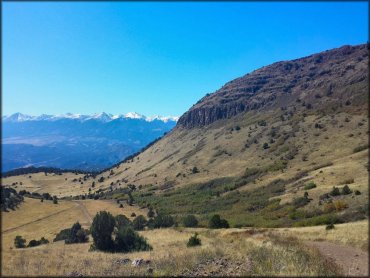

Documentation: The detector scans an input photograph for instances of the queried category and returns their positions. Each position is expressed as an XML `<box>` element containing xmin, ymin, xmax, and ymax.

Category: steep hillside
<box><xmin>98</xmin><ymin>44</ymin><xmax>368</xmax><ymax>189</ymax></box>
<box><xmin>3</xmin><ymin>44</ymin><xmax>368</xmax><ymax>227</ymax></box>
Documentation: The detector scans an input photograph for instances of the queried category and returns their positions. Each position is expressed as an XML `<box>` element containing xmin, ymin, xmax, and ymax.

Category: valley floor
<box><xmin>1</xmin><ymin>197</ymin><xmax>368</xmax><ymax>276</ymax></box>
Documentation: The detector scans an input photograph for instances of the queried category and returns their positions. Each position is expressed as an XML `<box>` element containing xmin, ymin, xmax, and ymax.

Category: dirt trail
<box><xmin>73</xmin><ymin>201</ymin><xmax>93</xmax><ymax>224</ymax></box>
<box><xmin>306</xmin><ymin>241</ymin><xmax>368</xmax><ymax>277</ymax></box>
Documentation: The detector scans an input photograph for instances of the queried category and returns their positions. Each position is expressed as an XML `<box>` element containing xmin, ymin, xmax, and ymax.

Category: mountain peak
<box><xmin>124</xmin><ymin>112</ymin><xmax>145</xmax><ymax>120</ymax></box>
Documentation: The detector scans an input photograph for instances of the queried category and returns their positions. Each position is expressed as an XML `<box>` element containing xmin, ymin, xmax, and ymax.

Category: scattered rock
<box><xmin>67</xmin><ymin>271</ymin><xmax>84</xmax><ymax>277</ymax></box>
<box><xmin>132</xmin><ymin>258</ymin><xmax>144</xmax><ymax>267</ymax></box>
<box><xmin>113</xmin><ymin>258</ymin><xmax>131</xmax><ymax>265</ymax></box>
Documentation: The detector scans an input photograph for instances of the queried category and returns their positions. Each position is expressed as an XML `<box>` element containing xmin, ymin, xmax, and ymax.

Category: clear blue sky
<box><xmin>3</xmin><ymin>2</ymin><xmax>368</xmax><ymax>117</ymax></box>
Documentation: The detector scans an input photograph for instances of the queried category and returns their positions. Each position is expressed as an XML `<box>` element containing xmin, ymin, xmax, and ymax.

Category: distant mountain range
<box><xmin>2</xmin><ymin>112</ymin><xmax>178</xmax><ymax>172</ymax></box>
<box><xmin>2</xmin><ymin>112</ymin><xmax>179</xmax><ymax>123</ymax></box>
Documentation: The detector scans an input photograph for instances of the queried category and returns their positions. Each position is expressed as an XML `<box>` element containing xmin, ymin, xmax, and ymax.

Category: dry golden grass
<box><xmin>274</xmin><ymin>148</ymin><xmax>368</xmax><ymax>206</ymax></box>
<box><xmin>2</xmin><ymin>197</ymin><xmax>74</xmax><ymax>231</ymax></box>
<box><xmin>1</xmin><ymin>227</ymin><xmax>340</xmax><ymax>277</ymax></box>
<box><xmin>270</xmin><ymin>220</ymin><xmax>369</xmax><ymax>251</ymax></box>
<box><xmin>80</xmin><ymin>199</ymin><xmax>148</xmax><ymax>220</ymax></box>
<box><xmin>2</xmin><ymin>172</ymin><xmax>109</xmax><ymax>197</ymax></box>
<box><xmin>3</xmin><ymin>198</ymin><xmax>366</xmax><ymax>276</ymax></box>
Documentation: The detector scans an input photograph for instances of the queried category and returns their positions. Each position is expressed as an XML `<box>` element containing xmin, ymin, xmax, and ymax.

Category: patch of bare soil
<box><xmin>306</xmin><ymin>241</ymin><xmax>369</xmax><ymax>277</ymax></box>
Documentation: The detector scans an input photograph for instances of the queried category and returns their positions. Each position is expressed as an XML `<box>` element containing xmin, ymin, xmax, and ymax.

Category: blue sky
<box><xmin>3</xmin><ymin>2</ymin><xmax>368</xmax><ymax>117</ymax></box>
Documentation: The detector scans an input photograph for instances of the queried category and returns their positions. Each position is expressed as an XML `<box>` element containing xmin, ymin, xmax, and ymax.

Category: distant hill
<box><xmin>2</xmin><ymin>112</ymin><xmax>177</xmax><ymax>172</ymax></box>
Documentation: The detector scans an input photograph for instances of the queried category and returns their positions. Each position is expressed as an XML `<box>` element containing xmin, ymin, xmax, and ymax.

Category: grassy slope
<box><xmin>1</xmin><ymin>197</ymin><xmax>147</xmax><ymax>250</ymax></box>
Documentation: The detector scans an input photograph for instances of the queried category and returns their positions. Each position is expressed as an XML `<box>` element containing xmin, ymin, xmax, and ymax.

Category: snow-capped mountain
<box><xmin>2</xmin><ymin>112</ymin><xmax>179</xmax><ymax>123</ymax></box>
<box><xmin>2</xmin><ymin>112</ymin><xmax>36</xmax><ymax>122</ymax></box>
<box><xmin>2</xmin><ymin>112</ymin><xmax>178</xmax><ymax>172</ymax></box>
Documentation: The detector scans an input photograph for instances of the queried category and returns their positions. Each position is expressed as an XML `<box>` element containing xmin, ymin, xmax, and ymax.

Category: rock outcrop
<box><xmin>178</xmin><ymin>44</ymin><xmax>368</xmax><ymax>128</ymax></box>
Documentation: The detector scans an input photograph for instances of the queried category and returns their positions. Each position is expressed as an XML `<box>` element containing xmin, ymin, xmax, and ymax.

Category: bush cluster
<box><xmin>1</xmin><ymin>187</ymin><xmax>24</xmax><ymax>211</ymax></box>
<box><xmin>28</xmin><ymin>237</ymin><xmax>49</xmax><ymax>247</ymax></box>
<box><xmin>330</xmin><ymin>185</ymin><xmax>352</xmax><ymax>196</ymax></box>
<box><xmin>54</xmin><ymin>222</ymin><xmax>89</xmax><ymax>244</ymax></box>
<box><xmin>209</xmin><ymin>214</ymin><xmax>229</xmax><ymax>229</ymax></box>
<box><xmin>14</xmin><ymin>235</ymin><xmax>49</xmax><ymax>248</ymax></box>
<box><xmin>90</xmin><ymin>211</ymin><xmax>152</xmax><ymax>253</ymax></box>
<box><xmin>182</xmin><ymin>215</ymin><xmax>198</xmax><ymax>227</ymax></box>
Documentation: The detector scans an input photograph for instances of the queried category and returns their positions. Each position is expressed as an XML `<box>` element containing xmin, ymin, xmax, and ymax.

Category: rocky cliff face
<box><xmin>178</xmin><ymin>44</ymin><xmax>369</xmax><ymax>128</ymax></box>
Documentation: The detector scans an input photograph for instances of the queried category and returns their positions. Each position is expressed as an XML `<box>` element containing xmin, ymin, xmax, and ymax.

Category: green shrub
<box><xmin>114</xmin><ymin>226</ymin><xmax>152</xmax><ymax>252</ymax></box>
<box><xmin>147</xmin><ymin>207</ymin><xmax>155</xmax><ymax>218</ymax></box>
<box><xmin>132</xmin><ymin>215</ymin><xmax>147</xmax><ymax>231</ymax></box>
<box><xmin>27</xmin><ymin>239</ymin><xmax>41</xmax><ymax>248</ymax></box>
<box><xmin>341</xmin><ymin>185</ymin><xmax>352</xmax><ymax>195</ymax></box>
<box><xmin>355</xmin><ymin>190</ymin><xmax>361</xmax><ymax>195</ymax></box>
<box><xmin>152</xmin><ymin>214</ymin><xmax>175</xmax><ymax>228</ymax></box>
<box><xmin>294</xmin><ymin>214</ymin><xmax>339</xmax><ymax>227</ymax></box>
<box><xmin>326</xmin><ymin>223</ymin><xmax>335</xmax><ymax>230</ymax></box>
<box><xmin>40</xmin><ymin>237</ymin><xmax>49</xmax><ymax>244</ymax></box>
<box><xmin>304</xmin><ymin>182</ymin><xmax>317</xmax><ymax>190</ymax></box>
<box><xmin>258</xmin><ymin>120</ymin><xmax>267</xmax><ymax>126</ymax></box>
<box><xmin>182</xmin><ymin>215</ymin><xmax>198</xmax><ymax>227</ymax></box>
<box><xmin>14</xmin><ymin>235</ymin><xmax>26</xmax><ymax>248</ymax></box>
<box><xmin>90</xmin><ymin>211</ymin><xmax>115</xmax><ymax>251</ymax></box>
<box><xmin>53</xmin><ymin>228</ymin><xmax>71</xmax><ymax>242</ymax></box>
<box><xmin>192</xmin><ymin>167</ymin><xmax>200</xmax><ymax>174</ymax></box>
<box><xmin>209</xmin><ymin>214</ymin><xmax>229</xmax><ymax>229</ymax></box>
<box><xmin>65</xmin><ymin>222</ymin><xmax>88</xmax><ymax>244</ymax></box>
<box><xmin>330</xmin><ymin>187</ymin><xmax>340</xmax><ymax>196</ymax></box>
<box><xmin>293</xmin><ymin>196</ymin><xmax>310</xmax><ymax>208</ymax></box>
<box><xmin>27</xmin><ymin>237</ymin><xmax>49</xmax><ymax>248</ymax></box>
<box><xmin>187</xmin><ymin>233</ymin><xmax>201</xmax><ymax>247</ymax></box>
<box><xmin>115</xmin><ymin>214</ymin><xmax>131</xmax><ymax>229</ymax></box>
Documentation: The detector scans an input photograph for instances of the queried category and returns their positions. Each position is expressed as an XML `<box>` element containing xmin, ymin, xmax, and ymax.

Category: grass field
<box><xmin>1</xmin><ymin>198</ymin><xmax>368</xmax><ymax>276</ymax></box>
<box><xmin>2</xmin><ymin>226</ymin><xmax>342</xmax><ymax>277</ymax></box>
<box><xmin>270</xmin><ymin>220</ymin><xmax>369</xmax><ymax>251</ymax></box>
<box><xmin>1</xmin><ymin>197</ymin><xmax>147</xmax><ymax>251</ymax></box>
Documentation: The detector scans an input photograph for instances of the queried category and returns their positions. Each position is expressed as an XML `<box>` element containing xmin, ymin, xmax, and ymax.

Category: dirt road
<box><xmin>306</xmin><ymin>241</ymin><xmax>368</xmax><ymax>277</ymax></box>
